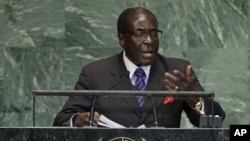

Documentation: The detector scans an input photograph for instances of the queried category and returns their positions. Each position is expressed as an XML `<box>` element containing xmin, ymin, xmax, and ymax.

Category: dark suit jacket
<box><xmin>53</xmin><ymin>52</ymin><xmax>225</xmax><ymax>127</ymax></box>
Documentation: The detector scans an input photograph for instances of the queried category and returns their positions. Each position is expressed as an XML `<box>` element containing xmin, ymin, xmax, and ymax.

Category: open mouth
<box><xmin>142</xmin><ymin>51</ymin><xmax>154</xmax><ymax>57</ymax></box>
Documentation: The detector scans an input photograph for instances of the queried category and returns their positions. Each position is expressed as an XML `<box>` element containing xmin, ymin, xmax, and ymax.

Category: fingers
<box><xmin>186</xmin><ymin>65</ymin><xmax>196</xmax><ymax>82</ymax></box>
<box><xmin>74</xmin><ymin>112</ymin><xmax>100</xmax><ymax>127</ymax></box>
<box><xmin>87</xmin><ymin>112</ymin><xmax>100</xmax><ymax>126</ymax></box>
<box><xmin>93</xmin><ymin>112</ymin><xmax>100</xmax><ymax>123</ymax></box>
<box><xmin>186</xmin><ymin>65</ymin><xmax>193</xmax><ymax>77</ymax></box>
<box><xmin>164</xmin><ymin>77</ymin><xmax>179</xmax><ymax>91</ymax></box>
<box><xmin>164</xmin><ymin>65</ymin><xmax>195</xmax><ymax>91</ymax></box>
<box><xmin>164</xmin><ymin>71</ymin><xmax>185</xmax><ymax>91</ymax></box>
<box><xmin>74</xmin><ymin>112</ymin><xmax>89</xmax><ymax>127</ymax></box>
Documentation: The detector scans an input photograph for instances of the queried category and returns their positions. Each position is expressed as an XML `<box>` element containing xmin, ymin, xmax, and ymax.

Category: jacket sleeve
<box><xmin>53</xmin><ymin>67</ymin><xmax>93</xmax><ymax>126</ymax></box>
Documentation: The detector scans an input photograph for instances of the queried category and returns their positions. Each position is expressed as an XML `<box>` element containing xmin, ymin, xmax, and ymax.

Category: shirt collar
<box><xmin>122</xmin><ymin>51</ymin><xmax>151</xmax><ymax>79</ymax></box>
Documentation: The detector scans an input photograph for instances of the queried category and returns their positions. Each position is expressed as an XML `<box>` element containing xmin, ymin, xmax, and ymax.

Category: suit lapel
<box><xmin>108</xmin><ymin>52</ymin><xmax>142</xmax><ymax>117</ymax></box>
<box><xmin>146</xmin><ymin>56</ymin><xmax>166</xmax><ymax>90</ymax></box>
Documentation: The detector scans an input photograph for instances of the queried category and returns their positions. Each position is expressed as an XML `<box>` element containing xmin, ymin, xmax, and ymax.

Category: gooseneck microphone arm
<box><xmin>88</xmin><ymin>96</ymin><xmax>97</xmax><ymax>127</ymax></box>
<box><xmin>88</xmin><ymin>70</ymin><xmax>129</xmax><ymax>127</ymax></box>
<box><xmin>148</xmin><ymin>96</ymin><xmax>159</xmax><ymax>127</ymax></box>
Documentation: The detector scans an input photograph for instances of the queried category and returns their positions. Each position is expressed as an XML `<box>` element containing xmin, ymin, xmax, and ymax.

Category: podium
<box><xmin>0</xmin><ymin>127</ymin><xmax>230</xmax><ymax>141</ymax></box>
<box><xmin>19</xmin><ymin>90</ymin><xmax>228</xmax><ymax>140</ymax></box>
<box><xmin>32</xmin><ymin>90</ymin><xmax>220</xmax><ymax>127</ymax></box>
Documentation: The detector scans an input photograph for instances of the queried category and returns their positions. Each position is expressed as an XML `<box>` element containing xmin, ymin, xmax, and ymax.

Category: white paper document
<box><xmin>97</xmin><ymin>114</ymin><xmax>146</xmax><ymax>128</ymax></box>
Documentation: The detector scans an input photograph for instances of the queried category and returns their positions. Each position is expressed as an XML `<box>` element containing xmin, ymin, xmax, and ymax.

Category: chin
<box><xmin>141</xmin><ymin>60</ymin><xmax>154</xmax><ymax>66</ymax></box>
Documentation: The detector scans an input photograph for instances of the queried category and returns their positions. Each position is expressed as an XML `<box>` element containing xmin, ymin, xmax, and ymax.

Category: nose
<box><xmin>144</xmin><ymin>34</ymin><xmax>153</xmax><ymax>44</ymax></box>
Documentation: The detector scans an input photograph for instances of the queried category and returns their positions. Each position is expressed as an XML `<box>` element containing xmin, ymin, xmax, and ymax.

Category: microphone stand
<box><xmin>148</xmin><ymin>96</ymin><xmax>159</xmax><ymax>127</ymax></box>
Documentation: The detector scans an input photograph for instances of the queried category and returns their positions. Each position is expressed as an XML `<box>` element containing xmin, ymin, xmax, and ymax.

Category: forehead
<box><xmin>128</xmin><ymin>10</ymin><xmax>157</xmax><ymax>30</ymax></box>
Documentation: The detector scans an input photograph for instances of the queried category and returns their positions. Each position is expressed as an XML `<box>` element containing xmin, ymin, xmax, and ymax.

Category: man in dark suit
<box><xmin>53</xmin><ymin>7</ymin><xmax>225</xmax><ymax>128</ymax></box>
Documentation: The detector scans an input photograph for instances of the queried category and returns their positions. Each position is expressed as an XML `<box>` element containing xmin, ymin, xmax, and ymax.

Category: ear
<box><xmin>118</xmin><ymin>33</ymin><xmax>125</xmax><ymax>48</ymax></box>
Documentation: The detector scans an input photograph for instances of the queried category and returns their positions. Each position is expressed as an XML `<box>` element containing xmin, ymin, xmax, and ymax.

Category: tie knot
<box><xmin>134</xmin><ymin>68</ymin><xmax>146</xmax><ymax>78</ymax></box>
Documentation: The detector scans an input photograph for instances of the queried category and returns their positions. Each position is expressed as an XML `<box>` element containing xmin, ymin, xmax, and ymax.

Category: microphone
<box><xmin>107</xmin><ymin>70</ymin><xmax>130</xmax><ymax>90</ymax></box>
<box><xmin>199</xmin><ymin>96</ymin><xmax>222</xmax><ymax>128</ymax></box>
<box><xmin>88</xmin><ymin>70</ymin><xmax>129</xmax><ymax>126</ymax></box>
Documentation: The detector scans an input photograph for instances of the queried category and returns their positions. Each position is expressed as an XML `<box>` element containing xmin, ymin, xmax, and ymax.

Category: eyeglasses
<box><xmin>125</xmin><ymin>29</ymin><xmax>162</xmax><ymax>40</ymax></box>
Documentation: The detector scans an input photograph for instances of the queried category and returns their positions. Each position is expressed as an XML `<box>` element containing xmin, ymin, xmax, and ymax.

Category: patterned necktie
<box><xmin>134</xmin><ymin>68</ymin><xmax>146</xmax><ymax>108</ymax></box>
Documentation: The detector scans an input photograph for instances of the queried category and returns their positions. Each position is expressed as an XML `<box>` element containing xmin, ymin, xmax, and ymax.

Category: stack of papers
<box><xmin>97</xmin><ymin>114</ymin><xmax>145</xmax><ymax>128</ymax></box>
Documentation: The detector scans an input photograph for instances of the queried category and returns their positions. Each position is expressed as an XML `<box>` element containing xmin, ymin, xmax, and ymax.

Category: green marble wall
<box><xmin>0</xmin><ymin>0</ymin><xmax>249</xmax><ymax>128</ymax></box>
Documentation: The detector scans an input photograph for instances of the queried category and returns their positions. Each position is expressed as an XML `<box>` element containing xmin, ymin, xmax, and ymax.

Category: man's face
<box><xmin>119</xmin><ymin>11</ymin><xmax>159</xmax><ymax>66</ymax></box>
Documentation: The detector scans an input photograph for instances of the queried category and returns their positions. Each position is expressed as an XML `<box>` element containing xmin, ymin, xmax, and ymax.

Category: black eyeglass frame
<box><xmin>123</xmin><ymin>29</ymin><xmax>163</xmax><ymax>40</ymax></box>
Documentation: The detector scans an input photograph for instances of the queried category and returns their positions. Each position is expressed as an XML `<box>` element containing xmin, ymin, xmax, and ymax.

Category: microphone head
<box><xmin>107</xmin><ymin>70</ymin><xmax>130</xmax><ymax>90</ymax></box>
<box><xmin>120</xmin><ymin>70</ymin><xmax>130</xmax><ymax>78</ymax></box>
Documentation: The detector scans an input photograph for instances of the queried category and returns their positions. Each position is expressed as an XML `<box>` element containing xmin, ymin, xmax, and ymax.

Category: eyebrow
<box><xmin>135</xmin><ymin>28</ymin><xmax>158</xmax><ymax>31</ymax></box>
<box><xmin>135</xmin><ymin>27</ymin><xmax>158</xmax><ymax>31</ymax></box>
